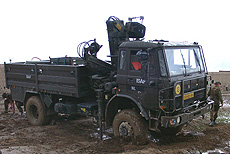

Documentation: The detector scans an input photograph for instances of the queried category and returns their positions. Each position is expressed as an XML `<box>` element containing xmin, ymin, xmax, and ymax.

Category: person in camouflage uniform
<box><xmin>2</xmin><ymin>92</ymin><xmax>23</xmax><ymax>115</ymax></box>
<box><xmin>208</xmin><ymin>81</ymin><xmax>223</xmax><ymax>126</ymax></box>
<box><xmin>2</xmin><ymin>92</ymin><xmax>15</xmax><ymax>113</ymax></box>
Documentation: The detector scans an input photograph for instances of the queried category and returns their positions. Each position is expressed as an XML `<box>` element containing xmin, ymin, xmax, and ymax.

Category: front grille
<box><xmin>159</xmin><ymin>77</ymin><xmax>206</xmax><ymax>113</ymax></box>
<box><xmin>184</xmin><ymin>89</ymin><xmax>205</xmax><ymax>107</ymax></box>
<box><xmin>184</xmin><ymin>77</ymin><xmax>205</xmax><ymax>92</ymax></box>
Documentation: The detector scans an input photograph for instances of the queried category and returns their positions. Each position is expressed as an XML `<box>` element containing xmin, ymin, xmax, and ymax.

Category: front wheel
<box><xmin>113</xmin><ymin>109</ymin><xmax>147</xmax><ymax>145</ymax></box>
<box><xmin>26</xmin><ymin>96</ymin><xmax>50</xmax><ymax>125</ymax></box>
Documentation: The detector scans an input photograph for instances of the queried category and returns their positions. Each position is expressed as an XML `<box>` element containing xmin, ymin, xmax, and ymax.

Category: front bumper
<box><xmin>161</xmin><ymin>101</ymin><xmax>213</xmax><ymax>128</ymax></box>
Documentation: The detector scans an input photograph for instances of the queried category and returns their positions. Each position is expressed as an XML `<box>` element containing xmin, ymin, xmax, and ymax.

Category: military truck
<box><xmin>4</xmin><ymin>16</ymin><xmax>212</xmax><ymax>143</ymax></box>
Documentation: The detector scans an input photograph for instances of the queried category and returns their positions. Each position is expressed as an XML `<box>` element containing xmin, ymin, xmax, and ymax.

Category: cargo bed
<box><xmin>5</xmin><ymin>63</ymin><xmax>92</xmax><ymax>102</ymax></box>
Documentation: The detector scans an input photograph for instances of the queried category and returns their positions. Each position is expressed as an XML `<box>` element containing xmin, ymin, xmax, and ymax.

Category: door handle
<box><xmin>128</xmin><ymin>78</ymin><xmax>134</xmax><ymax>82</ymax></box>
<box><xmin>149</xmin><ymin>81</ymin><xmax>155</xmax><ymax>86</ymax></box>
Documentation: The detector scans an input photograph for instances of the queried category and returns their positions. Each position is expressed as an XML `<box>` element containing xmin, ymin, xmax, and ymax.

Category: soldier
<box><xmin>2</xmin><ymin>92</ymin><xmax>15</xmax><ymax>113</ymax></box>
<box><xmin>208</xmin><ymin>81</ymin><xmax>223</xmax><ymax>126</ymax></box>
<box><xmin>2</xmin><ymin>92</ymin><xmax>23</xmax><ymax>115</ymax></box>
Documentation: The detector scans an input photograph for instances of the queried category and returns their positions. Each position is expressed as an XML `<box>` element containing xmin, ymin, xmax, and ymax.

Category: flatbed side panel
<box><xmin>36</xmin><ymin>64</ymin><xmax>91</xmax><ymax>97</ymax></box>
<box><xmin>5</xmin><ymin>64</ymin><xmax>36</xmax><ymax>87</ymax></box>
<box><xmin>5</xmin><ymin>64</ymin><xmax>37</xmax><ymax>101</ymax></box>
<box><xmin>5</xmin><ymin>63</ymin><xmax>92</xmax><ymax>101</ymax></box>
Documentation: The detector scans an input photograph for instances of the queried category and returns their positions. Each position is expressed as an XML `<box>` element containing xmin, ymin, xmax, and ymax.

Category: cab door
<box><xmin>126</xmin><ymin>50</ymin><xmax>148</xmax><ymax>104</ymax></box>
<box><xmin>116</xmin><ymin>50</ymin><xmax>128</xmax><ymax>93</ymax></box>
<box><xmin>126</xmin><ymin>49</ymin><xmax>159</xmax><ymax>109</ymax></box>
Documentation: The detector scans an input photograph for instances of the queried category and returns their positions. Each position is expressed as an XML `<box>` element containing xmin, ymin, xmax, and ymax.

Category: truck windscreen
<box><xmin>165</xmin><ymin>47</ymin><xmax>205</xmax><ymax>76</ymax></box>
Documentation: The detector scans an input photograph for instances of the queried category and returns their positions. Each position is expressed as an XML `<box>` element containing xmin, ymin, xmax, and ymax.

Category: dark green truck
<box><xmin>4</xmin><ymin>16</ymin><xmax>213</xmax><ymax>143</ymax></box>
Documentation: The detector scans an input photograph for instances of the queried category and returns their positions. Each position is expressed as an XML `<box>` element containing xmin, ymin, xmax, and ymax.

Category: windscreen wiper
<box><xmin>180</xmin><ymin>50</ymin><xmax>187</xmax><ymax>76</ymax></box>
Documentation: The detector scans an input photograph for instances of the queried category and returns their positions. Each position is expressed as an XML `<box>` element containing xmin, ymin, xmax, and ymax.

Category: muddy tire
<box><xmin>26</xmin><ymin>96</ymin><xmax>50</xmax><ymax>125</ymax></box>
<box><xmin>113</xmin><ymin>109</ymin><xmax>147</xmax><ymax>145</ymax></box>
<box><xmin>159</xmin><ymin>125</ymin><xmax>183</xmax><ymax>136</ymax></box>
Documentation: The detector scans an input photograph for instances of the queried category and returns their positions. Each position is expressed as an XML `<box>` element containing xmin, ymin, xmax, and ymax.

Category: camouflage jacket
<box><xmin>208</xmin><ymin>86</ymin><xmax>223</xmax><ymax>105</ymax></box>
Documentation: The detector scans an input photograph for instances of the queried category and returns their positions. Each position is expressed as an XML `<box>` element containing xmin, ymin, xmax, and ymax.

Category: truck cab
<box><xmin>107</xmin><ymin>40</ymin><xmax>211</xmax><ymax>135</ymax></box>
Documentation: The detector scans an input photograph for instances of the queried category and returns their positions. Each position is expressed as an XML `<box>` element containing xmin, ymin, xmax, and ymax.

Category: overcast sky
<box><xmin>0</xmin><ymin>0</ymin><xmax>230</xmax><ymax>72</ymax></box>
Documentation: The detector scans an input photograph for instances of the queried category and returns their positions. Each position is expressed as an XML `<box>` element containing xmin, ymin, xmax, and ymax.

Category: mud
<box><xmin>0</xmin><ymin>97</ymin><xmax>230</xmax><ymax>154</ymax></box>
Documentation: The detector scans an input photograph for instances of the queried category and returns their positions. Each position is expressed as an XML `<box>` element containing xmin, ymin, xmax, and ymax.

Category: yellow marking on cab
<box><xmin>115</xmin><ymin>23</ymin><xmax>122</xmax><ymax>31</ymax></box>
<box><xmin>81</xmin><ymin>108</ymin><xmax>86</xmax><ymax>112</ymax></box>
<box><xmin>184</xmin><ymin>92</ymin><xmax>194</xmax><ymax>100</ymax></box>
<box><xmin>175</xmin><ymin>84</ymin><xmax>181</xmax><ymax>95</ymax></box>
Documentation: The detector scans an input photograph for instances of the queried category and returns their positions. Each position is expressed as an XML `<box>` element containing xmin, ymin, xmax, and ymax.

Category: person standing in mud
<box><xmin>208</xmin><ymin>81</ymin><xmax>223</xmax><ymax>126</ymax></box>
<box><xmin>2</xmin><ymin>92</ymin><xmax>23</xmax><ymax>115</ymax></box>
<box><xmin>2</xmin><ymin>92</ymin><xmax>14</xmax><ymax>113</ymax></box>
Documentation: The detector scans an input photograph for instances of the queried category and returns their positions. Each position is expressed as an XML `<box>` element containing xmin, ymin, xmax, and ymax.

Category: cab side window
<box><xmin>120</xmin><ymin>50</ymin><xmax>127</xmax><ymax>70</ymax></box>
<box><xmin>130</xmin><ymin>50</ymin><xmax>141</xmax><ymax>71</ymax></box>
<box><xmin>158</xmin><ymin>50</ymin><xmax>167</xmax><ymax>77</ymax></box>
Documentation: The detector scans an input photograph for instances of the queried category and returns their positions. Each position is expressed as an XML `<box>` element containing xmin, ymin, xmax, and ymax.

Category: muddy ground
<box><xmin>0</xmin><ymin>97</ymin><xmax>230</xmax><ymax>154</ymax></box>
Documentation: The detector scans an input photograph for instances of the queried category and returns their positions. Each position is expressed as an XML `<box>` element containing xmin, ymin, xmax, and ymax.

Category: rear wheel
<box><xmin>26</xmin><ymin>96</ymin><xmax>50</xmax><ymax>125</ymax></box>
<box><xmin>113</xmin><ymin>109</ymin><xmax>147</xmax><ymax>145</ymax></box>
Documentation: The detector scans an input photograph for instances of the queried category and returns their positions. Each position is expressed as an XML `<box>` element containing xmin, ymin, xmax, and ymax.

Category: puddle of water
<box><xmin>183</xmin><ymin>131</ymin><xmax>205</xmax><ymax>137</ymax></box>
<box><xmin>90</xmin><ymin>127</ymin><xmax>112</xmax><ymax>140</ymax></box>
<box><xmin>147</xmin><ymin>131</ymin><xmax>205</xmax><ymax>143</ymax></box>
<box><xmin>90</xmin><ymin>132</ymin><xmax>112</xmax><ymax>140</ymax></box>
<box><xmin>202</xmin><ymin>148</ymin><xmax>226</xmax><ymax>154</ymax></box>
<box><xmin>202</xmin><ymin>141</ymin><xmax>230</xmax><ymax>154</ymax></box>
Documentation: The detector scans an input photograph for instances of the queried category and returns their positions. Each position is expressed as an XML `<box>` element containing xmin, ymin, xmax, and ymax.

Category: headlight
<box><xmin>177</xmin><ymin>116</ymin><xmax>181</xmax><ymax>124</ymax></box>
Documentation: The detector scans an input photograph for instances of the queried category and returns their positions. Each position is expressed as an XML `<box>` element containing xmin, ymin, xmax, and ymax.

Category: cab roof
<box><xmin>119</xmin><ymin>40</ymin><xmax>199</xmax><ymax>48</ymax></box>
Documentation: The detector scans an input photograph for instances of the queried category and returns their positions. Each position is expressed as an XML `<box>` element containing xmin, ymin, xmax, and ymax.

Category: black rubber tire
<box><xmin>113</xmin><ymin>109</ymin><xmax>147</xmax><ymax>145</ymax></box>
<box><xmin>26</xmin><ymin>96</ymin><xmax>50</xmax><ymax>126</ymax></box>
<box><xmin>159</xmin><ymin>125</ymin><xmax>184</xmax><ymax>136</ymax></box>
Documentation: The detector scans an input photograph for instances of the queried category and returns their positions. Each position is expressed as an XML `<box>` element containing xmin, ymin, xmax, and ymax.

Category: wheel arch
<box><xmin>105</xmin><ymin>94</ymin><xmax>149</xmax><ymax>126</ymax></box>
<box><xmin>23</xmin><ymin>91</ymin><xmax>41</xmax><ymax>111</ymax></box>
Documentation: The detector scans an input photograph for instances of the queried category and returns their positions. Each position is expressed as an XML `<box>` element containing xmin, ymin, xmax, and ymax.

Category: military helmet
<box><xmin>214</xmin><ymin>81</ymin><xmax>221</xmax><ymax>85</ymax></box>
<box><xmin>2</xmin><ymin>92</ymin><xmax>7</xmax><ymax>99</ymax></box>
<box><xmin>2</xmin><ymin>92</ymin><xmax>10</xmax><ymax>99</ymax></box>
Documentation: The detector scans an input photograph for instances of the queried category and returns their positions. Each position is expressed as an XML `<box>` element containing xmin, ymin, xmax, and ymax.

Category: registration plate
<box><xmin>184</xmin><ymin>92</ymin><xmax>194</xmax><ymax>100</ymax></box>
